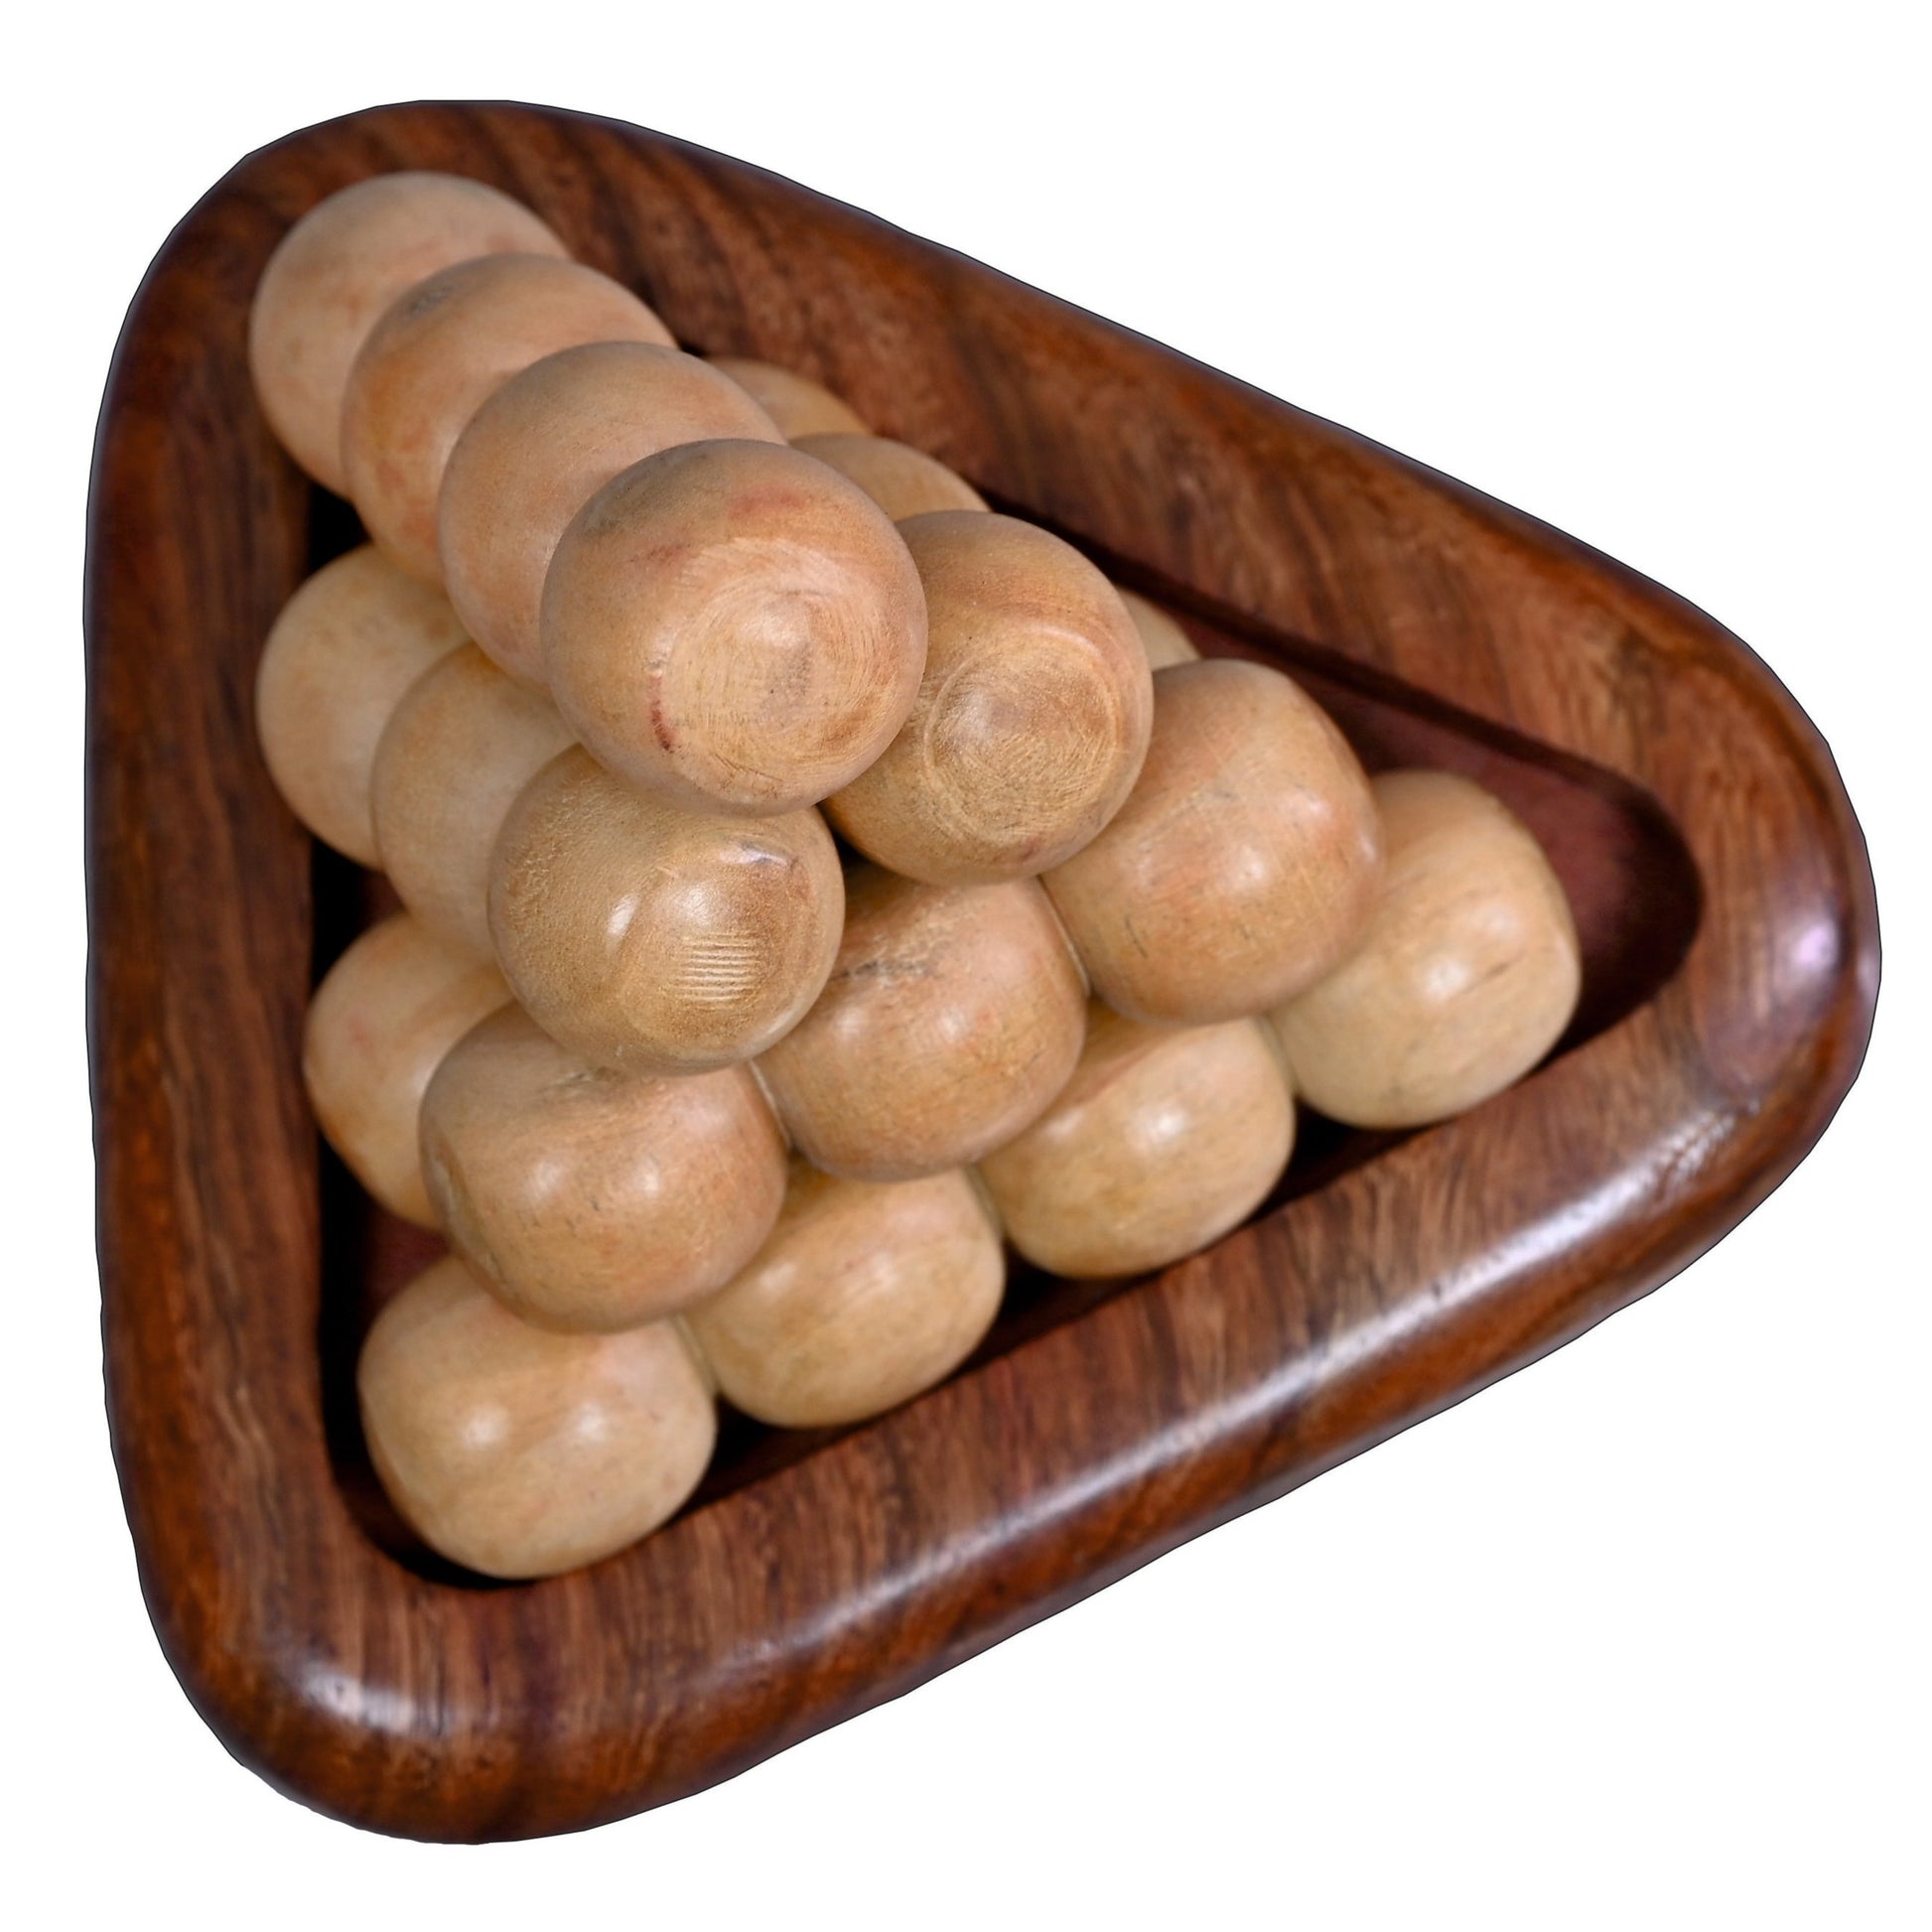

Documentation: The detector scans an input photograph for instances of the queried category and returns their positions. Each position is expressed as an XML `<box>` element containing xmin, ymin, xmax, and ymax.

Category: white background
<box><xmin>7</xmin><ymin>4</ymin><xmax>1924</xmax><ymax>1926</ymax></box>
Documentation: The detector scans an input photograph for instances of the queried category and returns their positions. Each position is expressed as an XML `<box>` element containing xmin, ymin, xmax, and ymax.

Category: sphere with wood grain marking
<box><xmin>488</xmin><ymin>747</ymin><xmax>845</xmax><ymax>1074</ymax></box>
<box><xmin>979</xmin><ymin>1004</ymin><xmax>1296</xmax><ymax>1278</ymax></box>
<box><xmin>342</xmin><ymin>253</ymin><xmax>672</xmax><ymax>581</ymax></box>
<box><xmin>684</xmin><ymin>1162</ymin><xmax>1005</xmax><ymax>1430</ymax></box>
<box><xmin>303</xmin><ymin>910</ymin><xmax>509</xmax><ymax>1226</ymax></box>
<box><xmin>369</xmin><ymin>643</ymin><xmax>573</xmax><ymax>957</ymax></box>
<box><xmin>421</xmin><ymin>1005</ymin><xmax>787</xmax><ymax>1332</ymax></box>
<box><xmin>792</xmin><ymin>433</ymin><xmax>987</xmax><ymax>521</ymax></box>
<box><xmin>541</xmin><ymin>440</ymin><xmax>928</xmax><ymax>815</ymax></box>
<box><xmin>255</xmin><ymin>545</ymin><xmax>465</xmax><ymax>865</ymax></box>
<box><xmin>827</xmin><ymin>511</ymin><xmax>1154</xmax><ymax>883</ymax></box>
<box><xmin>249</xmin><ymin>171</ymin><xmax>569</xmax><ymax>494</ymax></box>
<box><xmin>709</xmin><ymin>356</ymin><xmax>867</xmax><ymax>437</ymax></box>
<box><xmin>439</xmin><ymin>342</ymin><xmax>783</xmax><ymax>687</ymax></box>
<box><xmin>1269</xmin><ymin>768</ymin><xmax>1581</xmax><ymax>1127</ymax></box>
<box><xmin>1115</xmin><ymin>588</ymin><xmax>1198</xmax><ymax>670</ymax></box>
<box><xmin>758</xmin><ymin>865</ymin><xmax>1088</xmax><ymax>1181</ymax></box>
<box><xmin>1043</xmin><ymin>657</ymin><xmax>1382</xmax><ymax>1024</ymax></box>
<box><xmin>358</xmin><ymin>1255</ymin><xmax>716</xmax><ymax>1579</ymax></box>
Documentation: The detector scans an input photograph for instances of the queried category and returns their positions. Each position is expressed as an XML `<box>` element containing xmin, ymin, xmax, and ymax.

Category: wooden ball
<box><xmin>358</xmin><ymin>1255</ymin><xmax>716</xmax><ymax>1580</ymax></box>
<box><xmin>758</xmin><ymin>866</ymin><xmax>1088</xmax><ymax>1181</ymax></box>
<box><xmin>303</xmin><ymin>911</ymin><xmax>508</xmax><ymax>1224</ymax></box>
<box><xmin>540</xmin><ymin>440</ymin><xmax>928</xmax><ymax>815</ymax></box>
<box><xmin>709</xmin><ymin>356</ymin><xmax>867</xmax><ymax>437</ymax></box>
<box><xmin>684</xmin><ymin>1163</ymin><xmax>1004</xmax><ymax>1429</ymax></box>
<box><xmin>488</xmin><ymin>747</ymin><xmax>845</xmax><ymax>1073</ymax></box>
<box><xmin>341</xmin><ymin>254</ymin><xmax>673</xmax><ymax>581</ymax></box>
<box><xmin>439</xmin><ymin>342</ymin><xmax>784</xmax><ymax>687</ymax></box>
<box><xmin>1043</xmin><ymin>658</ymin><xmax>1382</xmax><ymax>1024</ymax></box>
<box><xmin>248</xmin><ymin>172</ymin><xmax>568</xmax><ymax>494</ymax></box>
<box><xmin>826</xmin><ymin>512</ymin><xmax>1155</xmax><ymax>884</ymax></box>
<box><xmin>1116</xmin><ymin>588</ymin><xmax>1199</xmax><ymax>670</ymax></box>
<box><xmin>1269</xmin><ymin>769</ymin><xmax>1582</xmax><ymax>1127</ymax></box>
<box><xmin>792</xmin><ymin>433</ymin><xmax>988</xmax><ymax>520</ymax></box>
<box><xmin>421</xmin><ymin>1006</ymin><xmax>788</xmax><ymax>1332</ymax></box>
<box><xmin>979</xmin><ymin>1005</ymin><xmax>1296</xmax><ymax>1279</ymax></box>
<box><xmin>255</xmin><ymin>545</ymin><xmax>465</xmax><ymax>864</ymax></box>
<box><xmin>369</xmin><ymin>644</ymin><xmax>573</xmax><ymax>957</ymax></box>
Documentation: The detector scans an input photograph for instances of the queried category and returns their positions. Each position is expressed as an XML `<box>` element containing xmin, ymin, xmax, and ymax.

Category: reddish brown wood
<box><xmin>86</xmin><ymin>101</ymin><xmax>1876</xmax><ymax>1841</ymax></box>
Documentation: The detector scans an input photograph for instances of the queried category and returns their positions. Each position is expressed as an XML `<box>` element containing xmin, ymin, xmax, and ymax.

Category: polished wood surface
<box><xmin>87</xmin><ymin>101</ymin><xmax>1876</xmax><ymax>1841</ymax></box>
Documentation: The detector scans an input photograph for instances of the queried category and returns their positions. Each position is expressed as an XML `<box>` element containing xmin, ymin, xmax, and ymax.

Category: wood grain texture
<box><xmin>86</xmin><ymin>100</ymin><xmax>1877</xmax><ymax>1842</ymax></box>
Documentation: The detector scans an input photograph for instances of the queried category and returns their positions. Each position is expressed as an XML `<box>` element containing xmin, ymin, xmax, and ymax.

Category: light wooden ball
<box><xmin>420</xmin><ymin>1005</ymin><xmax>788</xmax><ymax>1332</ymax></box>
<box><xmin>1269</xmin><ymin>769</ymin><xmax>1582</xmax><ymax>1127</ymax></box>
<box><xmin>488</xmin><ymin>747</ymin><xmax>845</xmax><ymax>1073</ymax></box>
<box><xmin>826</xmin><ymin>512</ymin><xmax>1155</xmax><ymax>884</ymax></box>
<box><xmin>540</xmin><ymin>440</ymin><xmax>928</xmax><ymax>815</ymax></box>
<box><xmin>709</xmin><ymin>356</ymin><xmax>867</xmax><ymax>437</ymax></box>
<box><xmin>758</xmin><ymin>866</ymin><xmax>1088</xmax><ymax>1181</ymax></box>
<box><xmin>1043</xmin><ymin>657</ymin><xmax>1382</xmax><ymax>1024</ymax></box>
<box><xmin>684</xmin><ymin>1163</ymin><xmax>1005</xmax><ymax>1430</ymax></box>
<box><xmin>248</xmin><ymin>172</ymin><xmax>568</xmax><ymax>495</ymax></box>
<box><xmin>341</xmin><ymin>254</ymin><xmax>673</xmax><ymax>581</ymax></box>
<box><xmin>1116</xmin><ymin>588</ymin><xmax>1199</xmax><ymax>670</ymax></box>
<box><xmin>979</xmin><ymin>1005</ymin><xmax>1296</xmax><ymax>1279</ymax></box>
<box><xmin>358</xmin><ymin>1255</ymin><xmax>716</xmax><ymax>1580</ymax></box>
<box><xmin>369</xmin><ymin>644</ymin><xmax>573</xmax><ymax>957</ymax></box>
<box><xmin>792</xmin><ymin>433</ymin><xmax>988</xmax><ymax>520</ymax></box>
<box><xmin>255</xmin><ymin>545</ymin><xmax>465</xmax><ymax>864</ymax></box>
<box><xmin>303</xmin><ymin>911</ymin><xmax>509</xmax><ymax>1224</ymax></box>
<box><xmin>439</xmin><ymin>342</ymin><xmax>784</xmax><ymax>687</ymax></box>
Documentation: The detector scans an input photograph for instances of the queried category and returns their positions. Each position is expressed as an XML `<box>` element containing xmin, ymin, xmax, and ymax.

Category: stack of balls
<box><xmin>250</xmin><ymin>172</ymin><xmax>1585</xmax><ymax>1581</ymax></box>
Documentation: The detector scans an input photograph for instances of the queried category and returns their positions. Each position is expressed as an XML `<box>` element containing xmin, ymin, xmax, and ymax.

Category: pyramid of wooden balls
<box><xmin>251</xmin><ymin>171</ymin><xmax>1585</xmax><ymax>1583</ymax></box>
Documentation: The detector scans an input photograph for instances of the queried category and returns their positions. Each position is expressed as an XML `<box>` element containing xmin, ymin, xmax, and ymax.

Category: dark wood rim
<box><xmin>86</xmin><ymin>100</ymin><xmax>1877</xmax><ymax>1841</ymax></box>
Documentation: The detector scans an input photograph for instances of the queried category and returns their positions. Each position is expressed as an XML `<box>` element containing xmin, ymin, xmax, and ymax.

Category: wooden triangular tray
<box><xmin>86</xmin><ymin>100</ymin><xmax>1876</xmax><ymax>1840</ymax></box>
